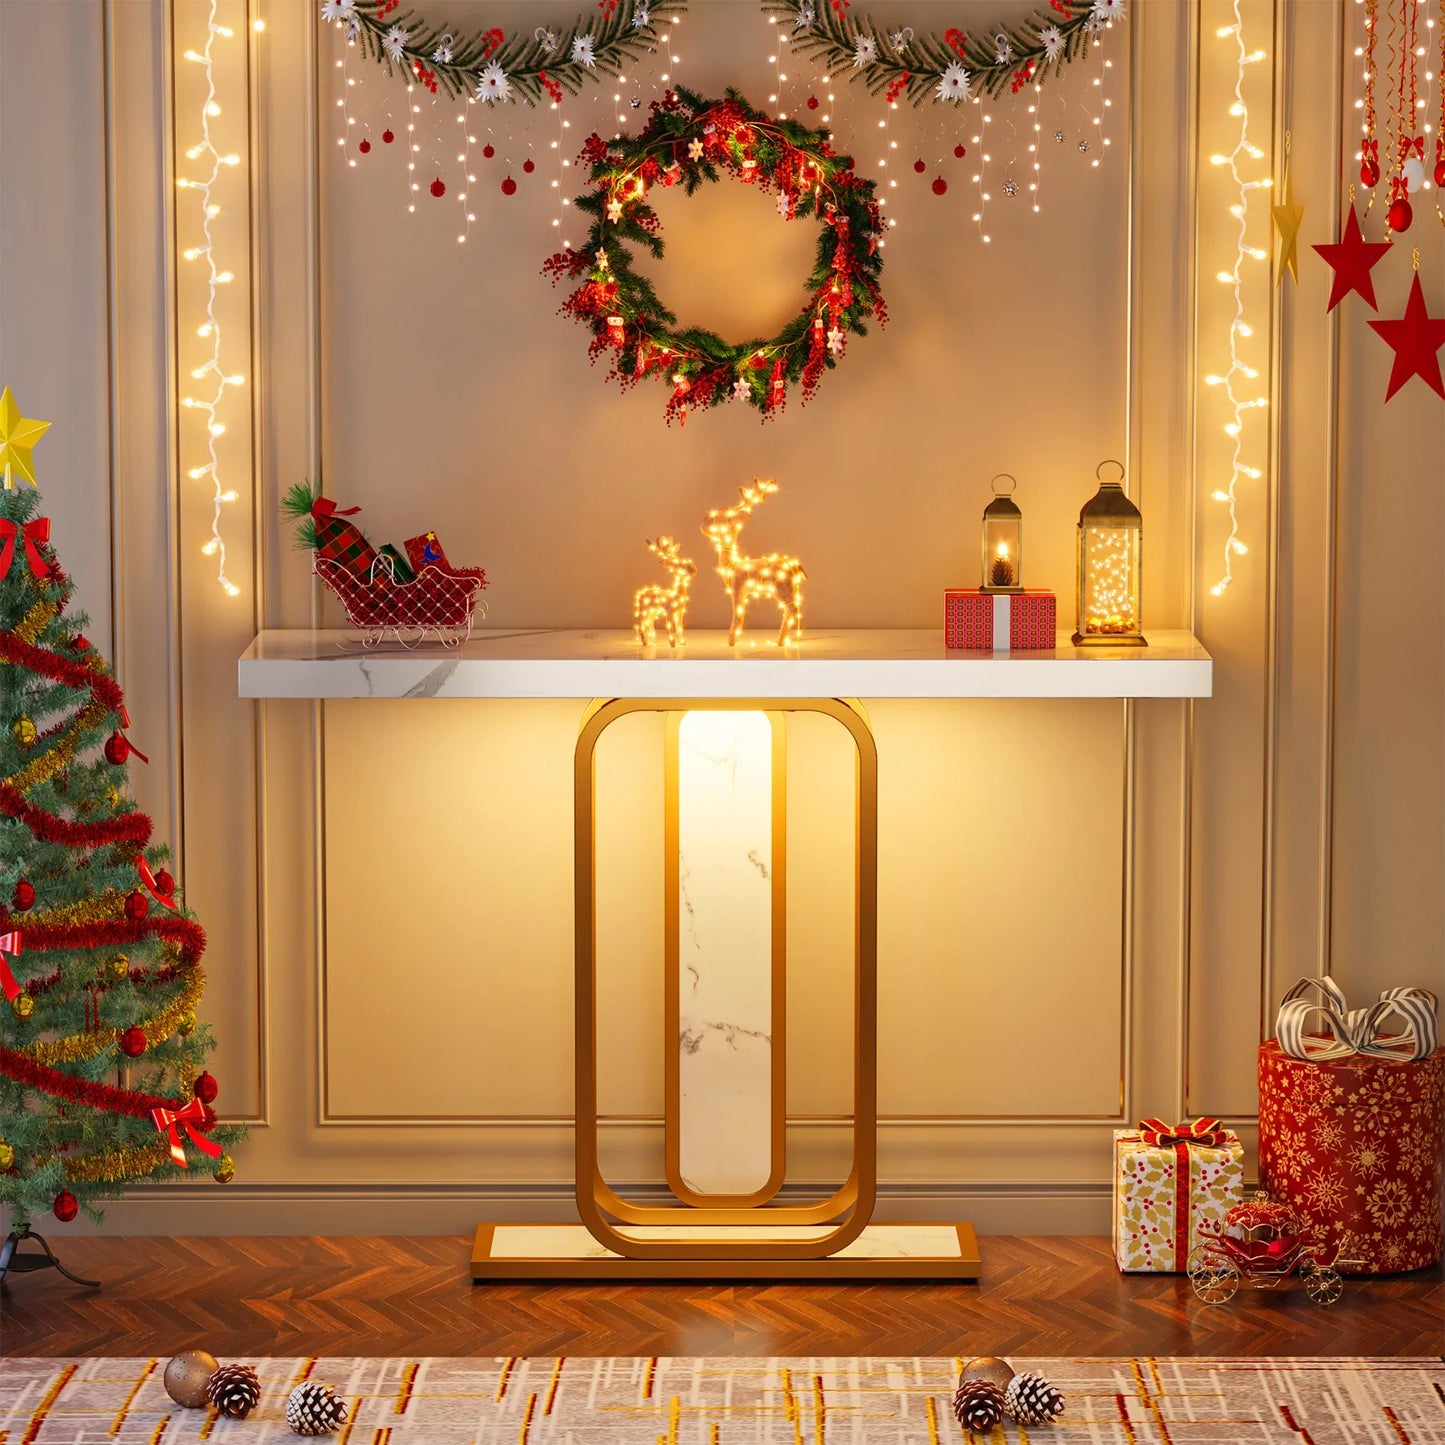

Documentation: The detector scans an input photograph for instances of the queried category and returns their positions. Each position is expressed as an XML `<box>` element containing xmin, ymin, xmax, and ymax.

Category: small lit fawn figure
<box><xmin>633</xmin><ymin>536</ymin><xmax>697</xmax><ymax>648</ymax></box>
<box><xmin>701</xmin><ymin>477</ymin><xmax>806</xmax><ymax>647</ymax></box>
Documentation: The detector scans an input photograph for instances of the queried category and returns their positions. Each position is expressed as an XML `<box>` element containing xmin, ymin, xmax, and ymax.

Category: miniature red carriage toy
<box><xmin>1188</xmin><ymin>1192</ymin><xmax>1362</xmax><ymax>1307</ymax></box>
<box><xmin>283</xmin><ymin>484</ymin><xmax>487</xmax><ymax>648</ymax></box>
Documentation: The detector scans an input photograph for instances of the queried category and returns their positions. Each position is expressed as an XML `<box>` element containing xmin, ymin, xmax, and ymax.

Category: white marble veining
<box><xmin>675</xmin><ymin>712</ymin><xmax>775</xmax><ymax>1198</ymax></box>
<box><xmin>238</xmin><ymin>628</ymin><xmax>1213</xmax><ymax>699</ymax></box>
<box><xmin>489</xmin><ymin>1224</ymin><xmax>963</xmax><ymax>1260</ymax></box>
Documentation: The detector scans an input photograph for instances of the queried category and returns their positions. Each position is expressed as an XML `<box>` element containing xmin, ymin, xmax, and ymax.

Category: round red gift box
<box><xmin>1258</xmin><ymin>1039</ymin><xmax>1444</xmax><ymax>1274</ymax></box>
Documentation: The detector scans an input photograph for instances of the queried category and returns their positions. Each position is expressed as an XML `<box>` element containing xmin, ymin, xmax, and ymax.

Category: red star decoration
<box><xmin>1367</xmin><ymin>272</ymin><xmax>1445</xmax><ymax>402</ymax></box>
<box><xmin>1312</xmin><ymin>206</ymin><xmax>1393</xmax><ymax>312</ymax></box>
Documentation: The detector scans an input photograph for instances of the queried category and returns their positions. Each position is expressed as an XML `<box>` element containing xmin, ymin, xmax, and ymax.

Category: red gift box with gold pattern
<box><xmin>1258</xmin><ymin>1040</ymin><xmax>1445</xmax><ymax>1274</ymax></box>
<box><xmin>944</xmin><ymin>589</ymin><xmax>1056</xmax><ymax>650</ymax></box>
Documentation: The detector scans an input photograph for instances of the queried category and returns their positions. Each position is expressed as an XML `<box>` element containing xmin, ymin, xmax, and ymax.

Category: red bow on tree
<box><xmin>1138</xmin><ymin>1116</ymin><xmax>1228</xmax><ymax>1149</ymax></box>
<box><xmin>150</xmin><ymin>1096</ymin><xmax>222</xmax><ymax>1168</ymax></box>
<box><xmin>309</xmin><ymin>497</ymin><xmax>363</xmax><ymax>522</ymax></box>
<box><xmin>0</xmin><ymin>517</ymin><xmax>51</xmax><ymax>579</ymax></box>
<box><xmin>136</xmin><ymin>857</ymin><xmax>177</xmax><ymax>910</ymax></box>
<box><xmin>0</xmin><ymin>930</ymin><xmax>23</xmax><ymax>1004</ymax></box>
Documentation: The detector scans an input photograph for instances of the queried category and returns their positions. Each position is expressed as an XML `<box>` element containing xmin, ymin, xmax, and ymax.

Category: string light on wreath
<box><xmin>1206</xmin><ymin>0</ymin><xmax>1271</xmax><ymax>598</ymax></box>
<box><xmin>178</xmin><ymin>0</ymin><xmax>244</xmax><ymax>599</ymax></box>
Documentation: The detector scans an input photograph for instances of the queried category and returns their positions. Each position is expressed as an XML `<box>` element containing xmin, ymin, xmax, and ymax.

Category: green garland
<box><xmin>542</xmin><ymin>87</ymin><xmax>886</xmax><ymax>422</ymax></box>
<box><xmin>326</xmin><ymin>0</ymin><xmax>685</xmax><ymax>105</ymax></box>
<box><xmin>768</xmin><ymin>0</ymin><xmax>1124</xmax><ymax>105</ymax></box>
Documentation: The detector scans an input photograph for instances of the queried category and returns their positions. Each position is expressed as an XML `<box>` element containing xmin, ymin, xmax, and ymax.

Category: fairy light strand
<box><xmin>1207</xmin><ymin>0</ymin><xmax>1271</xmax><ymax>598</ymax></box>
<box><xmin>178</xmin><ymin>0</ymin><xmax>243</xmax><ymax>598</ymax></box>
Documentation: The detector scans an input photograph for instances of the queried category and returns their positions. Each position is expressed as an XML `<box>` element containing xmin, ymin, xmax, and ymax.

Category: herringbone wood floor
<box><xmin>1</xmin><ymin>1235</ymin><xmax>1440</xmax><ymax>1358</ymax></box>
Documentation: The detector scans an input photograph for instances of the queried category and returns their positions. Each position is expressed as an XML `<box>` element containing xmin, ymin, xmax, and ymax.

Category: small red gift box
<box><xmin>944</xmin><ymin>589</ymin><xmax>1056</xmax><ymax>650</ymax></box>
<box><xmin>405</xmin><ymin>531</ymin><xmax>451</xmax><ymax>572</ymax></box>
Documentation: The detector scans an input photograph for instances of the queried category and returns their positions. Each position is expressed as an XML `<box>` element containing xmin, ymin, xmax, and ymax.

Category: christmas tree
<box><xmin>0</xmin><ymin>399</ymin><xmax>242</xmax><ymax>1230</ymax></box>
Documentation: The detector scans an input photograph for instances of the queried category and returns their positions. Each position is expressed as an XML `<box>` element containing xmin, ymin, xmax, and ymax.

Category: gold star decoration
<box><xmin>1272</xmin><ymin>133</ymin><xmax>1305</xmax><ymax>288</ymax></box>
<box><xmin>0</xmin><ymin>387</ymin><xmax>51</xmax><ymax>490</ymax></box>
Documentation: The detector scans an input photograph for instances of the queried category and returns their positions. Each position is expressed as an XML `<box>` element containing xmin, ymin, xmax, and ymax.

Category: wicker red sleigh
<box><xmin>315</xmin><ymin>553</ymin><xmax>488</xmax><ymax>648</ymax></box>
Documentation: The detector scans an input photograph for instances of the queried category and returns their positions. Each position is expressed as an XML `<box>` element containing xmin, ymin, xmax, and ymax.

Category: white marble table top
<box><xmin>237</xmin><ymin>627</ymin><xmax>1212</xmax><ymax>700</ymax></box>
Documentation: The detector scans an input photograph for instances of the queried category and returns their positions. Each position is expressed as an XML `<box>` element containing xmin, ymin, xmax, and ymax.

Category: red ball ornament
<box><xmin>53</xmin><ymin>1190</ymin><xmax>79</xmax><ymax>1223</ymax></box>
<box><xmin>155</xmin><ymin>868</ymin><xmax>175</xmax><ymax>897</ymax></box>
<box><xmin>482</xmin><ymin>143</ymin><xmax>495</xmax><ymax>158</ymax></box>
<box><xmin>358</xmin><ymin>138</ymin><xmax>372</xmax><ymax>155</ymax></box>
<box><xmin>1436</xmin><ymin>157</ymin><xmax>1445</xmax><ymax>189</ymax></box>
<box><xmin>1387</xmin><ymin>196</ymin><xmax>1413</xmax><ymax>233</ymax></box>
<box><xmin>932</xmin><ymin>176</ymin><xmax>948</xmax><ymax>196</ymax></box>
<box><xmin>11</xmin><ymin>879</ymin><xmax>34</xmax><ymax>912</ymax></box>
<box><xmin>522</xmin><ymin>159</ymin><xmax>535</xmax><ymax>174</ymax></box>
<box><xmin>104</xmin><ymin>732</ymin><xmax>130</xmax><ymax>765</ymax></box>
<box><xmin>120</xmin><ymin>1026</ymin><xmax>147</xmax><ymax>1058</ymax></box>
<box><xmin>501</xmin><ymin>175</ymin><xmax>517</xmax><ymax>195</ymax></box>
<box><xmin>125</xmin><ymin>889</ymin><xmax>149</xmax><ymax>921</ymax></box>
<box><xmin>194</xmin><ymin>1071</ymin><xmax>219</xmax><ymax>1106</ymax></box>
<box><xmin>382</xmin><ymin>128</ymin><xmax>395</xmax><ymax>145</ymax></box>
<box><xmin>1360</xmin><ymin>157</ymin><xmax>1380</xmax><ymax>187</ymax></box>
<box><xmin>954</xmin><ymin>144</ymin><xmax>967</xmax><ymax>158</ymax></box>
<box><xmin>807</xmin><ymin>96</ymin><xmax>819</xmax><ymax>110</ymax></box>
<box><xmin>913</xmin><ymin>159</ymin><xmax>926</xmax><ymax>174</ymax></box>
<box><xmin>430</xmin><ymin>177</ymin><xmax>446</xmax><ymax>197</ymax></box>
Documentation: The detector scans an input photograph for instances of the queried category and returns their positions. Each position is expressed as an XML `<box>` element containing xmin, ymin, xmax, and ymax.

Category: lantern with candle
<box><xmin>1073</xmin><ymin>460</ymin><xmax>1145</xmax><ymax>647</ymax></box>
<box><xmin>980</xmin><ymin>474</ymin><xmax>1024</xmax><ymax>594</ymax></box>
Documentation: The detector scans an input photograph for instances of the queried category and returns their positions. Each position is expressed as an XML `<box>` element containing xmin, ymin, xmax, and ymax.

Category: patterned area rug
<box><xmin>3</xmin><ymin>1356</ymin><xmax>1443</xmax><ymax>1442</ymax></box>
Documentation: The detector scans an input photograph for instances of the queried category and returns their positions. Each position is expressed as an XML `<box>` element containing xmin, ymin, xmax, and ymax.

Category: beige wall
<box><xmin>0</xmin><ymin>0</ymin><xmax>1440</xmax><ymax>1235</ymax></box>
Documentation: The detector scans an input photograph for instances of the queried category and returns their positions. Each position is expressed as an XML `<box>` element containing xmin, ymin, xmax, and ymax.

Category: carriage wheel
<box><xmin>1304</xmin><ymin>1265</ymin><xmax>1342</xmax><ymax>1307</ymax></box>
<box><xmin>1188</xmin><ymin>1253</ymin><xmax>1240</xmax><ymax>1305</ymax></box>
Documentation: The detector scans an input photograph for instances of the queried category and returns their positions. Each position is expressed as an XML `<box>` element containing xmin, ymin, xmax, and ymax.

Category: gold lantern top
<box><xmin>1073</xmin><ymin>459</ymin><xmax>1146</xmax><ymax>647</ymax></box>
<box><xmin>980</xmin><ymin>473</ymin><xmax>1023</xmax><ymax>594</ymax></box>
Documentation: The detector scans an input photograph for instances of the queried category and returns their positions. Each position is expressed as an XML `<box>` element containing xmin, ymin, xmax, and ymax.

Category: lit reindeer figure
<box><xmin>633</xmin><ymin>536</ymin><xmax>697</xmax><ymax>648</ymax></box>
<box><xmin>701</xmin><ymin>477</ymin><xmax>806</xmax><ymax>648</ymax></box>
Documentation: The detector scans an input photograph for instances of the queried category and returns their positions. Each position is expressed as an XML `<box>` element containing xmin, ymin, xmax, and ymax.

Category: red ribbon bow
<box><xmin>0</xmin><ymin>930</ymin><xmax>22</xmax><ymax>1004</ymax></box>
<box><xmin>310</xmin><ymin>498</ymin><xmax>363</xmax><ymax>522</ymax></box>
<box><xmin>0</xmin><ymin>517</ymin><xmax>51</xmax><ymax>579</ymax></box>
<box><xmin>136</xmin><ymin>857</ymin><xmax>177</xmax><ymax>910</ymax></box>
<box><xmin>1139</xmin><ymin>1116</ymin><xmax>1228</xmax><ymax>1149</ymax></box>
<box><xmin>150</xmin><ymin>1096</ymin><xmax>222</xmax><ymax>1168</ymax></box>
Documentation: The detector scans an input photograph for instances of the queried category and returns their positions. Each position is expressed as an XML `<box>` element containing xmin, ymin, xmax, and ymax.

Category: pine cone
<box><xmin>989</xmin><ymin>556</ymin><xmax>1015</xmax><ymax>587</ymax></box>
<box><xmin>285</xmin><ymin>1381</ymin><xmax>349</xmax><ymax>1436</ymax></box>
<box><xmin>952</xmin><ymin>1378</ymin><xmax>1006</xmax><ymax>1435</ymax></box>
<box><xmin>1004</xmin><ymin>1370</ymin><xmax>1066</xmax><ymax>1426</ymax></box>
<box><xmin>206</xmin><ymin>1362</ymin><xmax>260</xmax><ymax>1420</ymax></box>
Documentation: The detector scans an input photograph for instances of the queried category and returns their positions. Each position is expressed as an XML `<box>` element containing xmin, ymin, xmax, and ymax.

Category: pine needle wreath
<box><xmin>542</xmin><ymin>87</ymin><xmax>886</xmax><ymax>424</ymax></box>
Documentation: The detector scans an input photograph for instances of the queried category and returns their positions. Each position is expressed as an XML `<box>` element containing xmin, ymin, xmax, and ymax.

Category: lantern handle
<box><xmin>989</xmin><ymin>473</ymin><xmax>1017</xmax><ymax>496</ymax></box>
<box><xmin>1095</xmin><ymin>459</ymin><xmax>1126</xmax><ymax>483</ymax></box>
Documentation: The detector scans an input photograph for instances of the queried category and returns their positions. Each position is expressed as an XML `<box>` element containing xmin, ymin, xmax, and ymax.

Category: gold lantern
<box><xmin>1073</xmin><ymin>460</ymin><xmax>1145</xmax><ymax>647</ymax></box>
<box><xmin>979</xmin><ymin>474</ymin><xmax>1023</xmax><ymax>594</ymax></box>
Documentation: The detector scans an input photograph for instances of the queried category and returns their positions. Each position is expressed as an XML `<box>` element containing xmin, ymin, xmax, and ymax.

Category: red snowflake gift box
<box><xmin>944</xmin><ymin>589</ymin><xmax>1056</xmax><ymax>650</ymax></box>
<box><xmin>1258</xmin><ymin>976</ymin><xmax>1443</xmax><ymax>1275</ymax></box>
<box><xmin>1112</xmin><ymin>1117</ymin><xmax>1244</xmax><ymax>1272</ymax></box>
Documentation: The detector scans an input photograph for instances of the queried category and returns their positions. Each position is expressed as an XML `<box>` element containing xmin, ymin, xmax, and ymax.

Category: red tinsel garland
<box><xmin>0</xmin><ymin>1040</ymin><xmax>214</xmax><ymax>1122</ymax></box>
<box><xmin>0</xmin><ymin>781</ymin><xmax>152</xmax><ymax>850</ymax></box>
<box><xmin>22</xmin><ymin>916</ymin><xmax>205</xmax><ymax>965</ymax></box>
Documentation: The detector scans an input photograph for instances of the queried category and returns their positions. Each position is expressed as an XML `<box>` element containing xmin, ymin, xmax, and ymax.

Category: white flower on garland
<box><xmin>475</xmin><ymin>62</ymin><xmax>510</xmax><ymax>102</ymax></box>
<box><xmin>732</xmin><ymin>376</ymin><xmax>752</xmax><ymax>401</ymax></box>
<box><xmin>572</xmin><ymin>34</ymin><xmax>597</xmax><ymax>68</ymax></box>
<box><xmin>1092</xmin><ymin>0</ymin><xmax>1126</xmax><ymax>21</ymax></box>
<box><xmin>936</xmin><ymin>63</ymin><xmax>972</xmax><ymax>102</ymax></box>
<box><xmin>383</xmin><ymin>24</ymin><xmax>408</xmax><ymax>62</ymax></box>
<box><xmin>1040</xmin><ymin>24</ymin><xmax>1064</xmax><ymax>61</ymax></box>
<box><xmin>888</xmin><ymin>28</ymin><xmax>912</xmax><ymax>54</ymax></box>
<box><xmin>320</xmin><ymin>0</ymin><xmax>355</xmax><ymax>25</ymax></box>
<box><xmin>852</xmin><ymin>36</ymin><xmax>878</xmax><ymax>68</ymax></box>
<box><xmin>993</xmin><ymin>33</ymin><xmax>1014</xmax><ymax>65</ymax></box>
<box><xmin>826</xmin><ymin>325</ymin><xmax>845</xmax><ymax>357</ymax></box>
<box><xmin>794</xmin><ymin>3</ymin><xmax>815</xmax><ymax>30</ymax></box>
<box><xmin>535</xmin><ymin>27</ymin><xmax>560</xmax><ymax>52</ymax></box>
<box><xmin>632</xmin><ymin>2</ymin><xmax>650</xmax><ymax>29</ymax></box>
<box><xmin>433</xmin><ymin>36</ymin><xmax>454</xmax><ymax>64</ymax></box>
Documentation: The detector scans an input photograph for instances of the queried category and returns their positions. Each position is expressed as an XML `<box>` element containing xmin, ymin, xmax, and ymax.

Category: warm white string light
<box><xmin>178</xmin><ymin>0</ymin><xmax>243</xmax><ymax>597</ymax></box>
<box><xmin>969</xmin><ymin>107</ymin><xmax>994</xmax><ymax>244</ymax></box>
<box><xmin>1206</xmin><ymin>0</ymin><xmax>1271</xmax><ymax>597</ymax></box>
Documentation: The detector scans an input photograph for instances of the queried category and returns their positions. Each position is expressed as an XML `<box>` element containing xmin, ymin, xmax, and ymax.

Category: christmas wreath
<box><xmin>542</xmin><ymin>88</ymin><xmax>886</xmax><ymax>422</ymax></box>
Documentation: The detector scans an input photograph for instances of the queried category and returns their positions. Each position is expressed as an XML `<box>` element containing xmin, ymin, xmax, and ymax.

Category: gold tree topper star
<box><xmin>1272</xmin><ymin>134</ymin><xmax>1305</xmax><ymax>288</ymax></box>
<box><xmin>0</xmin><ymin>387</ymin><xmax>51</xmax><ymax>489</ymax></box>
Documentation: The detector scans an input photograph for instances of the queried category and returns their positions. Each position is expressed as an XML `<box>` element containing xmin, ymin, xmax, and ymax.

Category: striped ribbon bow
<box><xmin>1138</xmin><ymin>1117</ymin><xmax>1228</xmax><ymax>1149</ymax></box>
<box><xmin>0</xmin><ymin>930</ymin><xmax>21</xmax><ymax>1004</ymax></box>
<box><xmin>1276</xmin><ymin>976</ymin><xmax>1439</xmax><ymax>1062</ymax></box>
<box><xmin>150</xmin><ymin>1096</ymin><xmax>223</xmax><ymax>1168</ymax></box>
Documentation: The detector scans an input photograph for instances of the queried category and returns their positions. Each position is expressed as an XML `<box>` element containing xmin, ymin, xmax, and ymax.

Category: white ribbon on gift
<box><xmin>1276</xmin><ymin>975</ymin><xmax>1438</xmax><ymax>1062</ymax></box>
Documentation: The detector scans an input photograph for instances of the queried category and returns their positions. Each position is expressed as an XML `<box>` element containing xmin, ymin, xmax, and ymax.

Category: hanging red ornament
<box><xmin>954</xmin><ymin>144</ymin><xmax>967</xmax><ymax>158</ymax></box>
<box><xmin>381</xmin><ymin>128</ymin><xmax>395</xmax><ymax>144</ymax></box>
<box><xmin>429</xmin><ymin>177</ymin><xmax>446</xmax><ymax>197</ymax></box>
<box><xmin>1311</xmin><ymin>206</ymin><xmax>1393</xmax><ymax>312</ymax></box>
<box><xmin>11</xmin><ymin>879</ymin><xmax>34</xmax><ymax>912</ymax></box>
<box><xmin>1436</xmin><ymin>157</ymin><xmax>1445</xmax><ymax>188</ymax></box>
<box><xmin>358</xmin><ymin>138</ymin><xmax>372</xmax><ymax>155</ymax></box>
<box><xmin>155</xmin><ymin>867</ymin><xmax>175</xmax><ymax>897</ymax></box>
<box><xmin>124</xmin><ymin>889</ymin><xmax>149</xmax><ymax>921</ymax></box>
<box><xmin>501</xmin><ymin>176</ymin><xmax>517</xmax><ymax>195</ymax></box>
<box><xmin>1360</xmin><ymin>155</ymin><xmax>1380</xmax><ymax>188</ymax></box>
<box><xmin>1367</xmin><ymin>269</ymin><xmax>1445</xmax><ymax>402</ymax></box>
<box><xmin>194</xmin><ymin>1071</ymin><xmax>219</xmax><ymax>1106</ymax></box>
<box><xmin>523</xmin><ymin>159</ymin><xmax>536</xmax><ymax>174</ymax></box>
<box><xmin>1387</xmin><ymin>196</ymin><xmax>1413</xmax><ymax>232</ymax></box>
<box><xmin>104</xmin><ymin>731</ymin><xmax>148</xmax><ymax>766</ymax></box>
<box><xmin>120</xmin><ymin>1026</ymin><xmax>147</xmax><ymax>1058</ymax></box>
<box><xmin>482</xmin><ymin>143</ymin><xmax>495</xmax><ymax>158</ymax></box>
<box><xmin>932</xmin><ymin>176</ymin><xmax>948</xmax><ymax>195</ymax></box>
<box><xmin>53</xmin><ymin>1190</ymin><xmax>78</xmax><ymax>1223</ymax></box>
<box><xmin>807</xmin><ymin>95</ymin><xmax>819</xmax><ymax>109</ymax></box>
<box><xmin>913</xmin><ymin>159</ymin><xmax>926</xmax><ymax>174</ymax></box>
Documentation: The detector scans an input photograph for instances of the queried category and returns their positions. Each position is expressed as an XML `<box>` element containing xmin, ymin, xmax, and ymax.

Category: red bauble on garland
<box><xmin>1387</xmin><ymin>196</ymin><xmax>1413</xmax><ymax>233</ymax></box>
<box><xmin>125</xmin><ymin>890</ymin><xmax>149</xmax><ymax>921</ymax></box>
<box><xmin>381</xmin><ymin>128</ymin><xmax>394</xmax><ymax>144</ymax></box>
<box><xmin>11</xmin><ymin>878</ymin><xmax>34</xmax><ymax>912</ymax></box>
<box><xmin>194</xmin><ymin>1071</ymin><xmax>219</xmax><ymax>1105</ymax></box>
<box><xmin>104</xmin><ymin>730</ymin><xmax>147</xmax><ymax>766</ymax></box>
<box><xmin>501</xmin><ymin>176</ymin><xmax>517</xmax><ymax>195</ymax></box>
<box><xmin>429</xmin><ymin>177</ymin><xmax>446</xmax><ymax>197</ymax></box>
<box><xmin>155</xmin><ymin>868</ymin><xmax>175</xmax><ymax>897</ymax></box>
<box><xmin>53</xmin><ymin>1189</ymin><xmax>79</xmax><ymax>1222</ymax></box>
<box><xmin>523</xmin><ymin>159</ymin><xmax>536</xmax><ymax>174</ymax></box>
<box><xmin>120</xmin><ymin>1026</ymin><xmax>147</xmax><ymax>1058</ymax></box>
<box><xmin>482</xmin><ymin>143</ymin><xmax>495</xmax><ymax>158</ymax></box>
<box><xmin>358</xmin><ymin>138</ymin><xmax>372</xmax><ymax>155</ymax></box>
<box><xmin>932</xmin><ymin>176</ymin><xmax>948</xmax><ymax>195</ymax></box>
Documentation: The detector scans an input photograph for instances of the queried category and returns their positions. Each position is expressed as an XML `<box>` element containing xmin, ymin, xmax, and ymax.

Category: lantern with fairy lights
<box><xmin>980</xmin><ymin>474</ymin><xmax>1024</xmax><ymax>593</ymax></box>
<box><xmin>1073</xmin><ymin>460</ymin><xmax>1146</xmax><ymax>647</ymax></box>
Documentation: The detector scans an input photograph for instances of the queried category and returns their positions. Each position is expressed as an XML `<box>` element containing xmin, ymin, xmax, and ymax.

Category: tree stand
<box><xmin>0</xmin><ymin>1226</ymin><xmax>100</xmax><ymax>1288</ymax></box>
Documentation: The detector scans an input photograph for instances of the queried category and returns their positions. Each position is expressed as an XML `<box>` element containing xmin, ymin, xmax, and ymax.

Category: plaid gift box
<box><xmin>405</xmin><ymin>531</ymin><xmax>451</xmax><ymax>572</ymax></box>
<box><xmin>944</xmin><ymin>589</ymin><xmax>1056</xmax><ymax>650</ymax></box>
<box><xmin>313</xmin><ymin>504</ymin><xmax>377</xmax><ymax>580</ymax></box>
